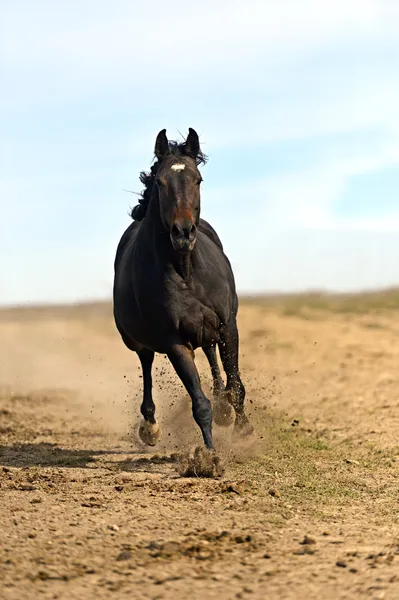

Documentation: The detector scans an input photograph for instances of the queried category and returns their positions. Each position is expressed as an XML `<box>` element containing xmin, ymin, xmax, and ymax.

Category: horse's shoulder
<box><xmin>198</xmin><ymin>219</ymin><xmax>224</xmax><ymax>251</ymax></box>
<box><xmin>114</xmin><ymin>221</ymin><xmax>140</xmax><ymax>268</ymax></box>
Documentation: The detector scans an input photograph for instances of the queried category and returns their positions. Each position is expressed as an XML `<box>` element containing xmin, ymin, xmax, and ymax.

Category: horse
<box><xmin>113</xmin><ymin>128</ymin><xmax>253</xmax><ymax>462</ymax></box>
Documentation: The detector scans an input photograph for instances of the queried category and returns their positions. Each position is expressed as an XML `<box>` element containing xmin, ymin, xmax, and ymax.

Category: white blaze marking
<box><xmin>171</xmin><ymin>163</ymin><xmax>186</xmax><ymax>171</ymax></box>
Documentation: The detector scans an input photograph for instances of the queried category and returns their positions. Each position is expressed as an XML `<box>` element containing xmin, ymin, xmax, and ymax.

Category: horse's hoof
<box><xmin>232</xmin><ymin>417</ymin><xmax>254</xmax><ymax>441</ymax></box>
<box><xmin>176</xmin><ymin>446</ymin><xmax>225</xmax><ymax>478</ymax></box>
<box><xmin>212</xmin><ymin>397</ymin><xmax>235</xmax><ymax>427</ymax></box>
<box><xmin>139</xmin><ymin>420</ymin><xmax>162</xmax><ymax>446</ymax></box>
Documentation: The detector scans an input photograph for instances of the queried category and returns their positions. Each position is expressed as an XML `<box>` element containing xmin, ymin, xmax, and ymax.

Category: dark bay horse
<box><xmin>113</xmin><ymin>128</ymin><xmax>253</xmax><ymax>454</ymax></box>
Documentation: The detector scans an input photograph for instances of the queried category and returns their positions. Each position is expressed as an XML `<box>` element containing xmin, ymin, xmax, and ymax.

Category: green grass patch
<box><xmin>230</xmin><ymin>413</ymin><xmax>399</xmax><ymax>520</ymax></box>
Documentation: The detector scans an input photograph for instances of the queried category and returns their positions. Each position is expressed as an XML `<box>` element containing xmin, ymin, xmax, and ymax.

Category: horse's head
<box><xmin>154</xmin><ymin>128</ymin><xmax>203</xmax><ymax>253</ymax></box>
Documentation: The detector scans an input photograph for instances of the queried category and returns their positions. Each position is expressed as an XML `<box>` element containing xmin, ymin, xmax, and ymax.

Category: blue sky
<box><xmin>1</xmin><ymin>0</ymin><xmax>399</xmax><ymax>304</ymax></box>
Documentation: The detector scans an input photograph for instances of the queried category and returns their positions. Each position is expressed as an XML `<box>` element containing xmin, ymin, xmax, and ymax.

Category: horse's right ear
<box><xmin>154</xmin><ymin>129</ymin><xmax>169</xmax><ymax>159</ymax></box>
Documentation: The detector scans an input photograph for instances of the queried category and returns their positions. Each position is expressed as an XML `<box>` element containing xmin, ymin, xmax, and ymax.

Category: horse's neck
<box><xmin>145</xmin><ymin>192</ymin><xmax>165</xmax><ymax>237</ymax></box>
<box><xmin>173</xmin><ymin>252</ymin><xmax>192</xmax><ymax>282</ymax></box>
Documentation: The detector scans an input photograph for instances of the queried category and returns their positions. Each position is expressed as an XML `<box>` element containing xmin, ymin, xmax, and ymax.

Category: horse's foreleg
<box><xmin>168</xmin><ymin>344</ymin><xmax>214</xmax><ymax>450</ymax></box>
<box><xmin>219</xmin><ymin>319</ymin><xmax>254</xmax><ymax>438</ymax></box>
<box><xmin>137</xmin><ymin>349</ymin><xmax>162</xmax><ymax>446</ymax></box>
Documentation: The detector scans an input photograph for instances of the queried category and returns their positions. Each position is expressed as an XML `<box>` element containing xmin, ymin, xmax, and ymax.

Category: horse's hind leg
<box><xmin>203</xmin><ymin>345</ymin><xmax>234</xmax><ymax>427</ymax></box>
<box><xmin>203</xmin><ymin>345</ymin><xmax>224</xmax><ymax>395</ymax></box>
<box><xmin>137</xmin><ymin>349</ymin><xmax>162</xmax><ymax>446</ymax></box>
<box><xmin>219</xmin><ymin>319</ymin><xmax>254</xmax><ymax>438</ymax></box>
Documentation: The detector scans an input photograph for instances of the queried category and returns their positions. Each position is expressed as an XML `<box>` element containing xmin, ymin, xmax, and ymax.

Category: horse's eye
<box><xmin>197</xmin><ymin>178</ymin><xmax>203</xmax><ymax>186</ymax></box>
<box><xmin>156</xmin><ymin>178</ymin><xmax>164</xmax><ymax>188</ymax></box>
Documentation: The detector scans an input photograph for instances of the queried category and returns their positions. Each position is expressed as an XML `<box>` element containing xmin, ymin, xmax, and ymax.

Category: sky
<box><xmin>1</xmin><ymin>0</ymin><xmax>399</xmax><ymax>305</ymax></box>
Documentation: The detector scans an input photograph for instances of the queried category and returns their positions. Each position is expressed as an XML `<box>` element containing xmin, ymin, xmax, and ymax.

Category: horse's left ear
<box><xmin>185</xmin><ymin>128</ymin><xmax>200</xmax><ymax>160</ymax></box>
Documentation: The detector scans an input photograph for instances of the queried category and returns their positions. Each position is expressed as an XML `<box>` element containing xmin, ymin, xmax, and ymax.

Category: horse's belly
<box><xmin>115</xmin><ymin>306</ymin><xmax>171</xmax><ymax>352</ymax></box>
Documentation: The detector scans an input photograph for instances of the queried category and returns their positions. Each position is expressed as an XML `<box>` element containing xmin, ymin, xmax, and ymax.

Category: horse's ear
<box><xmin>185</xmin><ymin>128</ymin><xmax>200</xmax><ymax>160</ymax></box>
<box><xmin>154</xmin><ymin>129</ymin><xmax>169</xmax><ymax>159</ymax></box>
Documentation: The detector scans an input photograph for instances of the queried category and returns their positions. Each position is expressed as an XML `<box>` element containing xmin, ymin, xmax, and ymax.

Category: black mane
<box><xmin>130</xmin><ymin>140</ymin><xmax>207</xmax><ymax>221</ymax></box>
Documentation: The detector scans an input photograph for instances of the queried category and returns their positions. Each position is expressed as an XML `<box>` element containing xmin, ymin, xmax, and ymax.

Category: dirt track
<box><xmin>1</xmin><ymin>295</ymin><xmax>399</xmax><ymax>599</ymax></box>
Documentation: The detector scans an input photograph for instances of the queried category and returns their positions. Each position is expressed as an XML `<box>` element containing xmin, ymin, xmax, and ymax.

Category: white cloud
<box><xmin>1</xmin><ymin>1</ymin><xmax>378</xmax><ymax>63</ymax></box>
<box><xmin>0</xmin><ymin>0</ymin><xmax>390</xmax><ymax>102</ymax></box>
<box><xmin>3</xmin><ymin>0</ymin><xmax>398</xmax><ymax>148</ymax></box>
<box><xmin>205</xmin><ymin>136</ymin><xmax>399</xmax><ymax>235</ymax></box>
<box><xmin>2</xmin><ymin>0</ymin><xmax>399</xmax><ymax>303</ymax></box>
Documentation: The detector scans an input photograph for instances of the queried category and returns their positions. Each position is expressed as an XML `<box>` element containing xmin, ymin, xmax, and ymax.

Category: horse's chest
<box><xmin>178</xmin><ymin>296</ymin><xmax>221</xmax><ymax>348</ymax></box>
<box><xmin>131</xmin><ymin>269</ymin><xmax>224</xmax><ymax>349</ymax></box>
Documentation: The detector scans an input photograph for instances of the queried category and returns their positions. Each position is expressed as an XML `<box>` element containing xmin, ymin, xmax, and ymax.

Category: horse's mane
<box><xmin>130</xmin><ymin>140</ymin><xmax>207</xmax><ymax>221</ymax></box>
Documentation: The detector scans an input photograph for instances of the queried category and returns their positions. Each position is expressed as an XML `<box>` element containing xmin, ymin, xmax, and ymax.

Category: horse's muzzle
<box><xmin>170</xmin><ymin>222</ymin><xmax>197</xmax><ymax>253</ymax></box>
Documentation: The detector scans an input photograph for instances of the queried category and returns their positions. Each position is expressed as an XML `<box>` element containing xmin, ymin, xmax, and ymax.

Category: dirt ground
<box><xmin>1</xmin><ymin>293</ymin><xmax>399</xmax><ymax>600</ymax></box>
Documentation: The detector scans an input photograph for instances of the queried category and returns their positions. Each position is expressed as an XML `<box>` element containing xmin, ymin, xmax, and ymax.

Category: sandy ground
<box><xmin>1</xmin><ymin>296</ymin><xmax>399</xmax><ymax>599</ymax></box>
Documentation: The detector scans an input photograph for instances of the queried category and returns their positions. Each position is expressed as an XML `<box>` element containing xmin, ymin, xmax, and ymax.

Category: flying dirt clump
<box><xmin>176</xmin><ymin>446</ymin><xmax>225</xmax><ymax>478</ymax></box>
<box><xmin>212</xmin><ymin>394</ymin><xmax>235</xmax><ymax>427</ymax></box>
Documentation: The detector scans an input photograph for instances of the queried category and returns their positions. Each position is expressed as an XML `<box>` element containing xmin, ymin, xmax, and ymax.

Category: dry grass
<box><xmin>2</xmin><ymin>287</ymin><xmax>399</xmax><ymax>323</ymax></box>
<box><xmin>241</xmin><ymin>287</ymin><xmax>399</xmax><ymax>317</ymax></box>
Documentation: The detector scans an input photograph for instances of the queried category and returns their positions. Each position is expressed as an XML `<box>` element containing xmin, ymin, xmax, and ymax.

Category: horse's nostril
<box><xmin>185</xmin><ymin>224</ymin><xmax>196</xmax><ymax>239</ymax></box>
<box><xmin>171</xmin><ymin>224</ymin><xmax>181</xmax><ymax>238</ymax></box>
